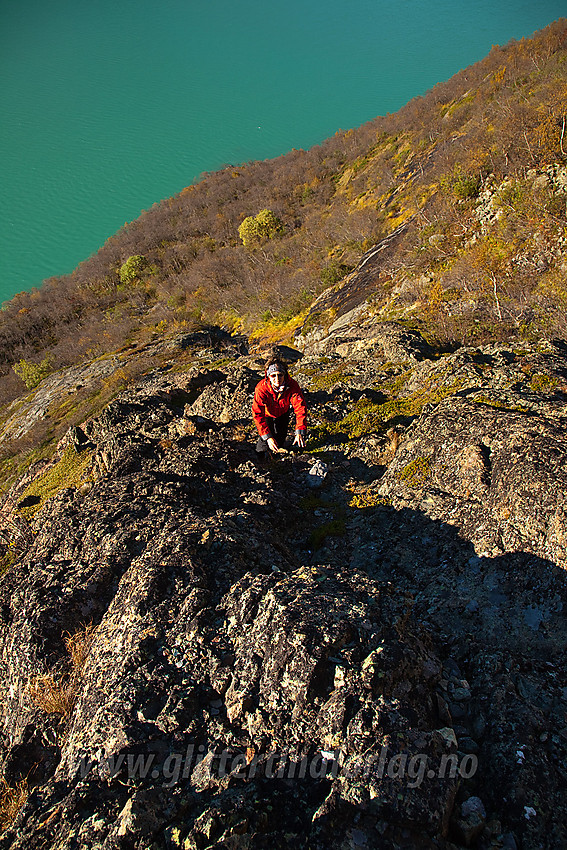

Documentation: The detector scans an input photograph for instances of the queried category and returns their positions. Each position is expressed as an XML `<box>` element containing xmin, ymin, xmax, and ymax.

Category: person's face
<box><xmin>269</xmin><ymin>370</ymin><xmax>285</xmax><ymax>391</ymax></box>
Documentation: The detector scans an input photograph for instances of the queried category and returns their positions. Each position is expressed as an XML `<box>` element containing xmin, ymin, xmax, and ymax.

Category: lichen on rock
<box><xmin>0</xmin><ymin>325</ymin><xmax>566</xmax><ymax>849</ymax></box>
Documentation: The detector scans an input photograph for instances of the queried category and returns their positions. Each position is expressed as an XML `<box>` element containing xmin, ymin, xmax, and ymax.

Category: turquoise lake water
<box><xmin>1</xmin><ymin>0</ymin><xmax>565</xmax><ymax>305</ymax></box>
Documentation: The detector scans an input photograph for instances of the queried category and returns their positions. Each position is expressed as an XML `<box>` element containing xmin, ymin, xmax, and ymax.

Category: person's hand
<box><xmin>267</xmin><ymin>437</ymin><xmax>279</xmax><ymax>453</ymax></box>
<box><xmin>293</xmin><ymin>432</ymin><xmax>305</xmax><ymax>448</ymax></box>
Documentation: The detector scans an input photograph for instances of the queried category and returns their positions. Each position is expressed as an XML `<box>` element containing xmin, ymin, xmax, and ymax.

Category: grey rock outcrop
<box><xmin>0</xmin><ymin>325</ymin><xmax>566</xmax><ymax>849</ymax></box>
<box><xmin>297</xmin><ymin>316</ymin><xmax>434</xmax><ymax>362</ymax></box>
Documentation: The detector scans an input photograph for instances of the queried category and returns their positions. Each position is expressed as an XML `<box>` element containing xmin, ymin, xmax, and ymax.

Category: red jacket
<box><xmin>252</xmin><ymin>376</ymin><xmax>307</xmax><ymax>437</ymax></box>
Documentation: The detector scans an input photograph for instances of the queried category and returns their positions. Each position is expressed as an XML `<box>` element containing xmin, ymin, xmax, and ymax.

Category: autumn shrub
<box><xmin>441</xmin><ymin>166</ymin><xmax>481</xmax><ymax>200</ymax></box>
<box><xmin>119</xmin><ymin>254</ymin><xmax>148</xmax><ymax>285</ymax></box>
<box><xmin>320</xmin><ymin>261</ymin><xmax>353</xmax><ymax>286</ymax></box>
<box><xmin>13</xmin><ymin>356</ymin><xmax>52</xmax><ymax>390</ymax></box>
<box><xmin>238</xmin><ymin>209</ymin><xmax>282</xmax><ymax>247</ymax></box>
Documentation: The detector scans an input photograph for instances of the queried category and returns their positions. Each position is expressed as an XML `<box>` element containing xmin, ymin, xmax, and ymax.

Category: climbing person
<box><xmin>252</xmin><ymin>355</ymin><xmax>307</xmax><ymax>457</ymax></box>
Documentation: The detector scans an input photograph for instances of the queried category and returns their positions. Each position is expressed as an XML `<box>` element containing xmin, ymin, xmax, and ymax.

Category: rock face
<box><xmin>0</xmin><ymin>325</ymin><xmax>566</xmax><ymax>849</ymax></box>
<box><xmin>297</xmin><ymin>317</ymin><xmax>435</xmax><ymax>362</ymax></box>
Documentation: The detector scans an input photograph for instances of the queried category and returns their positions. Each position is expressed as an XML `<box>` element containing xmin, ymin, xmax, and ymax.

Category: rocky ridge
<box><xmin>0</xmin><ymin>320</ymin><xmax>566</xmax><ymax>849</ymax></box>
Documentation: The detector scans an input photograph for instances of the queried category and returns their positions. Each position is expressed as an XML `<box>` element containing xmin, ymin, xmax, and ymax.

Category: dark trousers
<box><xmin>255</xmin><ymin>411</ymin><xmax>290</xmax><ymax>453</ymax></box>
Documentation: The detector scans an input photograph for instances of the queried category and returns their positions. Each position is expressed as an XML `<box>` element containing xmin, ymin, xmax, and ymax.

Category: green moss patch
<box><xmin>301</xmin><ymin>362</ymin><xmax>354</xmax><ymax>392</ymax></box>
<box><xmin>18</xmin><ymin>446</ymin><xmax>92</xmax><ymax>519</ymax></box>
<box><xmin>0</xmin><ymin>545</ymin><xmax>17</xmax><ymax>576</ymax></box>
<box><xmin>333</xmin><ymin>375</ymin><xmax>464</xmax><ymax>439</ymax></box>
<box><xmin>299</xmin><ymin>495</ymin><xmax>346</xmax><ymax>549</ymax></box>
<box><xmin>397</xmin><ymin>455</ymin><xmax>433</xmax><ymax>488</ymax></box>
<box><xmin>473</xmin><ymin>394</ymin><xmax>529</xmax><ymax>412</ymax></box>
<box><xmin>529</xmin><ymin>372</ymin><xmax>558</xmax><ymax>393</ymax></box>
<box><xmin>309</xmin><ymin>517</ymin><xmax>346</xmax><ymax>549</ymax></box>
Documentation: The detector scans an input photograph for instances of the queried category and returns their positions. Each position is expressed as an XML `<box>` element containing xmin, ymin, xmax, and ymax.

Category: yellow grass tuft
<box><xmin>64</xmin><ymin>621</ymin><xmax>96</xmax><ymax>675</ymax></box>
<box><xmin>26</xmin><ymin>623</ymin><xmax>96</xmax><ymax>719</ymax></box>
<box><xmin>0</xmin><ymin>778</ymin><xmax>28</xmax><ymax>833</ymax></box>
<box><xmin>27</xmin><ymin>674</ymin><xmax>75</xmax><ymax>716</ymax></box>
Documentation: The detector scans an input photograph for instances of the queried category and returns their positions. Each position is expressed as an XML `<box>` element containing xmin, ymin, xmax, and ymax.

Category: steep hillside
<box><xmin>0</xmin><ymin>325</ymin><xmax>566</xmax><ymax>848</ymax></box>
<box><xmin>1</xmin><ymin>20</ymin><xmax>567</xmax><ymax>850</ymax></box>
<box><xmin>1</xmin><ymin>21</ymin><xmax>567</xmax><ymax>412</ymax></box>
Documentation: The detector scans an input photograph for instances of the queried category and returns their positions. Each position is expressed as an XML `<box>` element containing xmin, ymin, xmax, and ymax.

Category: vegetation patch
<box><xmin>441</xmin><ymin>165</ymin><xmax>481</xmax><ymax>200</ymax></box>
<box><xmin>119</xmin><ymin>254</ymin><xmax>148</xmax><ymax>285</ymax></box>
<box><xmin>381</xmin><ymin>368</ymin><xmax>414</xmax><ymax>396</ymax></box>
<box><xmin>320</xmin><ymin>261</ymin><xmax>354</xmax><ymax>287</ymax></box>
<box><xmin>249</xmin><ymin>309</ymin><xmax>308</xmax><ymax>347</ymax></box>
<box><xmin>440</xmin><ymin>90</ymin><xmax>476</xmax><ymax>119</ymax></box>
<box><xmin>333</xmin><ymin>375</ymin><xmax>464</xmax><ymax>439</ymax></box>
<box><xmin>238</xmin><ymin>209</ymin><xmax>283</xmax><ymax>247</ymax></box>
<box><xmin>18</xmin><ymin>446</ymin><xmax>92</xmax><ymax>519</ymax></box>
<box><xmin>299</xmin><ymin>495</ymin><xmax>346</xmax><ymax>549</ymax></box>
<box><xmin>348</xmin><ymin>490</ymin><xmax>391</xmax><ymax>509</ymax></box>
<box><xmin>309</xmin><ymin>516</ymin><xmax>346</xmax><ymax>549</ymax></box>
<box><xmin>65</xmin><ymin>621</ymin><xmax>97</xmax><ymax>674</ymax></box>
<box><xmin>0</xmin><ymin>778</ymin><xmax>28</xmax><ymax>834</ymax></box>
<box><xmin>25</xmin><ymin>622</ymin><xmax>96</xmax><ymax>721</ymax></box>
<box><xmin>299</xmin><ymin>494</ymin><xmax>329</xmax><ymax>512</ymax></box>
<box><xmin>0</xmin><ymin>544</ymin><xmax>17</xmax><ymax>576</ymax></box>
<box><xmin>529</xmin><ymin>372</ymin><xmax>559</xmax><ymax>393</ymax></box>
<box><xmin>13</xmin><ymin>356</ymin><xmax>52</xmax><ymax>390</ymax></box>
<box><xmin>336</xmin><ymin>398</ymin><xmax>393</xmax><ymax>438</ymax></box>
<box><xmin>26</xmin><ymin>674</ymin><xmax>75</xmax><ymax>716</ymax></box>
<box><xmin>397</xmin><ymin>455</ymin><xmax>433</xmax><ymax>488</ymax></box>
<box><xmin>473</xmin><ymin>394</ymin><xmax>529</xmax><ymax>412</ymax></box>
<box><xmin>302</xmin><ymin>422</ymin><xmax>344</xmax><ymax>454</ymax></box>
<box><xmin>300</xmin><ymin>362</ymin><xmax>354</xmax><ymax>392</ymax></box>
<box><xmin>199</xmin><ymin>356</ymin><xmax>235</xmax><ymax>371</ymax></box>
<box><xmin>300</xmin><ymin>307</ymin><xmax>337</xmax><ymax>337</ymax></box>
